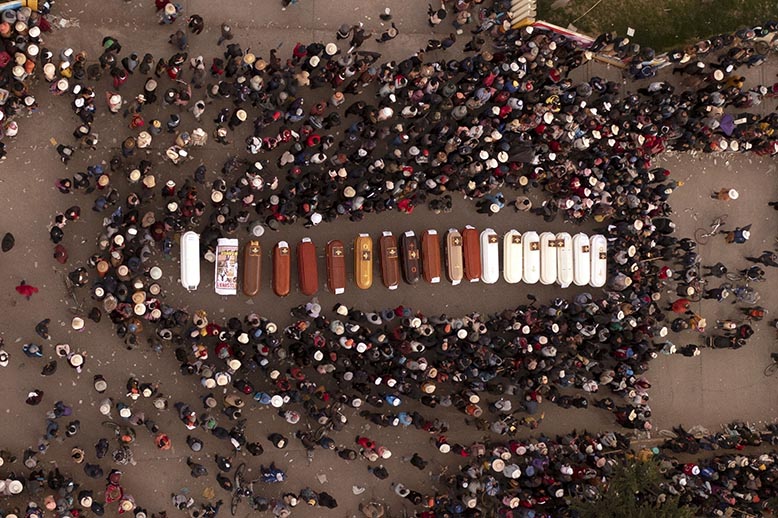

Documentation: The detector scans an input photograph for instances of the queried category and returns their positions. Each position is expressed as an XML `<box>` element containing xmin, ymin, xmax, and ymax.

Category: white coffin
<box><xmin>555</xmin><ymin>232</ymin><xmax>573</xmax><ymax>288</ymax></box>
<box><xmin>539</xmin><ymin>232</ymin><xmax>557</xmax><ymax>285</ymax></box>
<box><xmin>572</xmin><ymin>233</ymin><xmax>591</xmax><ymax>287</ymax></box>
<box><xmin>180</xmin><ymin>231</ymin><xmax>200</xmax><ymax>291</ymax></box>
<box><xmin>480</xmin><ymin>229</ymin><xmax>500</xmax><ymax>284</ymax></box>
<box><xmin>522</xmin><ymin>231</ymin><xmax>540</xmax><ymax>284</ymax></box>
<box><xmin>503</xmin><ymin>230</ymin><xmax>522</xmax><ymax>284</ymax></box>
<box><xmin>590</xmin><ymin>234</ymin><xmax>607</xmax><ymax>288</ymax></box>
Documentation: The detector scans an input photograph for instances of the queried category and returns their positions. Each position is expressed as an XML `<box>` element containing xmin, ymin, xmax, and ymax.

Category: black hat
<box><xmin>2</xmin><ymin>232</ymin><xmax>14</xmax><ymax>252</ymax></box>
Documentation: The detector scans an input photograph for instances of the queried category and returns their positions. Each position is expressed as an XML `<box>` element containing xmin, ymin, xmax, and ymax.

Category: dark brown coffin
<box><xmin>297</xmin><ymin>238</ymin><xmax>319</xmax><ymax>296</ymax></box>
<box><xmin>242</xmin><ymin>240</ymin><xmax>262</xmax><ymax>296</ymax></box>
<box><xmin>326</xmin><ymin>239</ymin><xmax>346</xmax><ymax>295</ymax></box>
<box><xmin>273</xmin><ymin>241</ymin><xmax>291</xmax><ymax>297</ymax></box>
<box><xmin>400</xmin><ymin>231</ymin><xmax>421</xmax><ymax>284</ymax></box>
<box><xmin>421</xmin><ymin>229</ymin><xmax>442</xmax><ymax>284</ymax></box>
<box><xmin>461</xmin><ymin>225</ymin><xmax>481</xmax><ymax>282</ymax></box>
<box><xmin>379</xmin><ymin>231</ymin><xmax>400</xmax><ymax>290</ymax></box>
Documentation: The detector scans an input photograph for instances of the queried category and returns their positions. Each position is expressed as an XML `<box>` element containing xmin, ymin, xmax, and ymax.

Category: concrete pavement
<box><xmin>0</xmin><ymin>0</ymin><xmax>777</xmax><ymax>514</ymax></box>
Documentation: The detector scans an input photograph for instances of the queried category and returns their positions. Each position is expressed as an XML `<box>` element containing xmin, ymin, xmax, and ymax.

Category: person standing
<box><xmin>711</xmin><ymin>188</ymin><xmax>738</xmax><ymax>201</ymax></box>
<box><xmin>376</xmin><ymin>23</ymin><xmax>398</xmax><ymax>43</ymax></box>
<box><xmin>16</xmin><ymin>280</ymin><xmax>39</xmax><ymax>299</ymax></box>
<box><xmin>702</xmin><ymin>262</ymin><xmax>728</xmax><ymax>277</ymax></box>
<box><xmin>217</xmin><ymin>23</ymin><xmax>233</xmax><ymax>46</ymax></box>
<box><xmin>348</xmin><ymin>24</ymin><xmax>372</xmax><ymax>53</ymax></box>
<box><xmin>187</xmin><ymin>14</ymin><xmax>204</xmax><ymax>34</ymax></box>
<box><xmin>746</xmin><ymin>251</ymin><xmax>778</xmax><ymax>267</ymax></box>
<box><xmin>169</xmin><ymin>30</ymin><xmax>188</xmax><ymax>51</ymax></box>
<box><xmin>722</xmin><ymin>224</ymin><xmax>751</xmax><ymax>244</ymax></box>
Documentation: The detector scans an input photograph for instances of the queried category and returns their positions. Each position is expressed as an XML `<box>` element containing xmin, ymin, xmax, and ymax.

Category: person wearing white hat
<box><xmin>161</xmin><ymin>2</ymin><xmax>178</xmax><ymax>23</ymax></box>
<box><xmin>376</xmin><ymin>23</ymin><xmax>399</xmax><ymax>43</ymax></box>
<box><xmin>228</xmin><ymin>108</ymin><xmax>247</xmax><ymax>130</ymax></box>
<box><xmin>71</xmin><ymin>317</ymin><xmax>85</xmax><ymax>331</ymax></box>
<box><xmin>712</xmin><ymin>187</ymin><xmax>738</xmax><ymax>201</ymax></box>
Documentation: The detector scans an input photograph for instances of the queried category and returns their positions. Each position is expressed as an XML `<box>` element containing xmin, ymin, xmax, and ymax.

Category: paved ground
<box><xmin>0</xmin><ymin>0</ymin><xmax>777</xmax><ymax>515</ymax></box>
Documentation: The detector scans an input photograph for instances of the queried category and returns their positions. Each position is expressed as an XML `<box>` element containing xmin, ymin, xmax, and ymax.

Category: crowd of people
<box><xmin>0</xmin><ymin>0</ymin><xmax>777</xmax><ymax>515</ymax></box>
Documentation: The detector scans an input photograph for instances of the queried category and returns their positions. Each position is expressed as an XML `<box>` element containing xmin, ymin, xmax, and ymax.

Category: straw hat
<box><xmin>97</xmin><ymin>397</ymin><xmax>112</xmax><ymax>414</ymax></box>
<box><xmin>728</xmin><ymin>189</ymin><xmax>739</xmax><ymax>199</ymax></box>
<box><xmin>215</xmin><ymin>372</ymin><xmax>230</xmax><ymax>386</ymax></box>
<box><xmin>236</xmin><ymin>109</ymin><xmax>247</xmax><ymax>122</ymax></box>
<box><xmin>164</xmin><ymin>3</ymin><xmax>176</xmax><ymax>14</ymax></box>
<box><xmin>95</xmin><ymin>378</ymin><xmax>108</xmax><ymax>392</ymax></box>
<box><xmin>8</xmin><ymin>480</ymin><xmax>23</xmax><ymax>494</ymax></box>
<box><xmin>70</xmin><ymin>353</ymin><xmax>84</xmax><ymax>367</ymax></box>
<box><xmin>72</xmin><ymin>317</ymin><xmax>84</xmax><ymax>330</ymax></box>
<box><xmin>42</xmin><ymin>62</ymin><xmax>55</xmax><ymax>78</ymax></box>
<box><xmin>131</xmin><ymin>291</ymin><xmax>146</xmax><ymax>305</ymax></box>
<box><xmin>325</xmin><ymin>43</ymin><xmax>338</xmax><ymax>56</ymax></box>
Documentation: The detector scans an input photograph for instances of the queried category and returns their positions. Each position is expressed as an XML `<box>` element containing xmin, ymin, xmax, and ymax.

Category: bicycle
<box><xmin>231</xmin><ymin>462</ymin><xmax>252</xmax><ymax>516</ymax></box>
<box><xmin>718</xmin><ymin>282</ymin><xmax>761</xmax><ymax>305</ymax></box>
<box><xmin>62</xmin><ymin>274</ymin><xmax>84</xmax><ymax>314</ymax></box>
<box><xmin>726</xmin><ymin>271</ymin><xmax>766</xmax><ymax>283</ymax></box>
<box><xmin>764</xmin><ymin>353</ymin><xmax>778</xmax><ymax>377</ymax></box>
<box><xmin>694</xmin><ymin>214</ymin><xmax>728</xmax><ymax>244</ymax></box>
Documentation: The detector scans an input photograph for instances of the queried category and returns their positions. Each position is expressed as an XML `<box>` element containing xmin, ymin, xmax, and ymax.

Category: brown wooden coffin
<box><xmin>297</xmin><ymin>238</ymin><xmax>319</xmax><ymax>296</ymax></box>
<box><xmin>445</xmin><ymin>229</ymin><xmax>464</xmax><ymax>285</ymax></box>
<box><xmin>379</xmin><ymin>231</ymin><xmax>400</xmax><ymax>290</ymax></box>
<box><xmin>421</xmin><ymin>229</ymin><xmax>441</xmax><ymax>284</ymax></box>
<box><xmin>461</xmin><ymin>225</ymin><xmax>481</xmax><ymax>282</ymax></box>
<box><xmin>326</xmin><ymin>239</ymin><xmax>346</xmax><ymax>295</ymax></box>
<box><xmin>242</xmin><ymin>240</ymin><xmax>262</xmax><ymax>296</ymax></box>
<box><xmin>354</xmin><ymin>233</ymin><xmax>373</xmax><ymax>290</ymax></box>
<box><xmin>273</xmin><ymin>241</ymin><xmax>291</xmax><ymax>297</ymax></box>
<box><xmin>401</xmin><ymin>231</ymin><xmax>421</xmax><ymax>285</ymax></box>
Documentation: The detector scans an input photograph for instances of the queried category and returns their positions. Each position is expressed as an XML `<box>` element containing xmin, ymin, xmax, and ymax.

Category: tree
<box><xmin>572</xmin><ymin>460</ymin><xmax>695</xmax><ymax>518</ymax></box>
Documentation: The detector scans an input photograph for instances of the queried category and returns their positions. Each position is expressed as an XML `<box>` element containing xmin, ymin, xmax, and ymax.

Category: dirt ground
<box><xmin>0</xmin><ymin>0</ymin><xmax>777</xmax><ymax>516</ymax></box>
